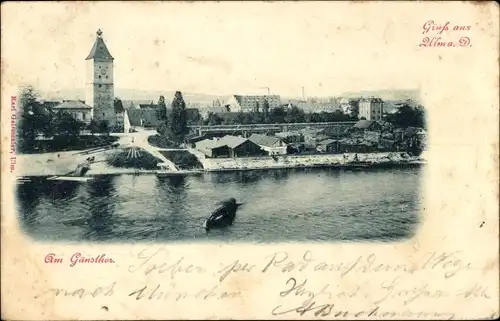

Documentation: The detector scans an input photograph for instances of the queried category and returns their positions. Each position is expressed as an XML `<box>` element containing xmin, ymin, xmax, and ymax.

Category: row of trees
<box><xmin>203</xmin><ymin>105</ymin><xmax>357</xmax><ymax>126</ymax></box>
<box><xmin>202</xmin><ymin>103</ymin><xmax>426</xmax><ymax>129</ymax></box>
<box><xmin>155</xmin><ymin>91</ymin><xmax>189</xmax><ymax>143</ymax></box>
<box><xmin>18</xmin><ymin>86</ymin><xmax>112</xmax><ymax>152</ymax></box>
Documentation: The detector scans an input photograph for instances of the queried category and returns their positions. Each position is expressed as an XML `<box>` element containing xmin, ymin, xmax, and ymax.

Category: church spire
<box><xmin>86</xmin><ymin>29</ymin><xmax>114</xmax><ymax>60</ymax></box>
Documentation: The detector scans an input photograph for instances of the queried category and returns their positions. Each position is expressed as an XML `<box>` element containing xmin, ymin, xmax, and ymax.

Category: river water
<box><xmin>16</xmin><ymin>166</ymin><xmax>423</xmax><ymax>243</ymax></box>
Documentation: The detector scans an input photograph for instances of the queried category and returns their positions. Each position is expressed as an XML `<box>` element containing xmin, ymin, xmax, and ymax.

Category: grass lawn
<box><xmin>147</xmin><ymin>135</ymin><xmax>180</xmax><ymax>149</ymax></box>
<box><xmin>159</xmin><ymin>150</ymin><xmax>204</xmax><ymax>170</ymax></box>
<box><xmin>106</xmin><ymin>148</ymin><xmax>163</xmax><ymax>170</ymax></box>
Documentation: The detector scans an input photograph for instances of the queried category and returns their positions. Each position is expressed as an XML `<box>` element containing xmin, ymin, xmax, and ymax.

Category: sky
<box><xmin>1</xmin><ymin>2</ymin><xmax>480</xmax><ymax>98</ymax></box>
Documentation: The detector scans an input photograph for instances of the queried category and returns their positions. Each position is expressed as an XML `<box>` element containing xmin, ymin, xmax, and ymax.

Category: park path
<box><xmin>112</xmin><ymin>130</ymin><xmax>180</xmax><ymax>171</ymax></box>
<box><xmin>16</xmin><ymin>130</ymin><xmax>183</xmax><ymax>177</ymax></box>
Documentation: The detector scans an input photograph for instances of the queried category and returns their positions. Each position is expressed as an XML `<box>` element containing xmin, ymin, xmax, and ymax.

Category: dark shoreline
<box><xmin>17</xmin><ymin>161</ymin><xmax>425</xmax><ymax>181</ymax></box>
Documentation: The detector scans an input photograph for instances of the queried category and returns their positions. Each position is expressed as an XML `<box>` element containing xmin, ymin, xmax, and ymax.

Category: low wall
<box><xmin>195</xmin><ymin>152</ymin><xmax>415</xmax><ymax>171</ymax></box>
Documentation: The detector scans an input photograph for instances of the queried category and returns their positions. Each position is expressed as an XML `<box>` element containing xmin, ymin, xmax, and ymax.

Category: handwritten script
<box><xmin>419</xmin><ymin>20</ymin><xmax>472</xmax><ymax>48</ymax></box>
<box><xmin>33</xmin><ymin>248</ymin><xmax>495</xmax><ymax>319</ymax></box>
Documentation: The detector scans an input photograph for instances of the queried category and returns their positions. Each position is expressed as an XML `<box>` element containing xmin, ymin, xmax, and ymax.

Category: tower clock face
<box><xmin>100</xmin><ymin>68</ymin><xmax>107</xmax><ymax>75</ymax></box>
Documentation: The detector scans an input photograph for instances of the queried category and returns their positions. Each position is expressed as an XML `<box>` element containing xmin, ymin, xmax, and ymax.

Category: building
<box><xmin>199</xmin><ymin>106</ymin><xmax>228</xmax><ymax>119</ymax></box>
<box><xmin>195</xmin><ymin>139</ymin><xmax>231</xmax><ymax>158</ymax></box>
<box><xmin>248</xmin><ymin>134</ymin><xmax>288</xmax><ymax>155</ymax></box>
<box><xmin>359</xmin><ymin>97</ymin><xmax>384</xmax><ymax>120</ymax></box>
<box><xmin>52</xmin><ymin>100</ymin><xmax>93</xmax><ymax>124</ymax></box>
<box><xmin>121</xmin><ymin>100</ymin><xmax>156</xmax><ymax>110</ymax></box>
<box><xmin>317</xmin><ymin>139</ymin><xmax>340</xmax><ymax>153</ymax></box>
<box><xmin>213</xmin><ymin>98</ymin><xmax>222</xmax><ymax>107</ymax></box>
<box><xmin>275</xmin><ymin>131</ymin><xmax>304</xmax><ymax>143</ymax></box>
<box><xmin>123</xmin><ymin>109</ymin><xmax>131</xmax><ymax>133</ymax></box>
<box><xmin>224</xmin><ymin>95</ymin><xmax>281</xmax><ymax>112</ymax></box>
<box><xmin>39</xmin><ymin>100</ymin><xmax>63</xmax><ymax>110</ymax></box>
<box><xmin>297</xmin><ymin>102</ymin><xmax>342</xmax><ymax>113</ymax></box>
<box><xmin>85</xmin><ymin>29</ymin><xmax>116</xmax><ymax>126</ymax></box>
<box><xmin>350</xmin><ymin>120</ymin><xmax>382</xmax><ymax>132</ymax></box>
<box><xmin>126</xmin><ymin>108</ymin><xmax>162</xmax><ymax>128</ymax></box>
<box><xmin>195</xmin><ymin>135</ymin><xmax>265</xmax><ymax>158</ymax></box>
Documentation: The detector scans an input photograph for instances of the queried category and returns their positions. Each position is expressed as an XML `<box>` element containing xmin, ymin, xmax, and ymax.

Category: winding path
<box><xmin>112</xmin><ymin>130</ymin><xmax>179</xmax><ymax>171</ymax></box>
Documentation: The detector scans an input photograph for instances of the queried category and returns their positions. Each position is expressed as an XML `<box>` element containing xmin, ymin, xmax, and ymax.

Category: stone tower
<box><xmin>85</xmin><ymin>29</ymin><xmax>116</xmax><ymax>126</ymax></box>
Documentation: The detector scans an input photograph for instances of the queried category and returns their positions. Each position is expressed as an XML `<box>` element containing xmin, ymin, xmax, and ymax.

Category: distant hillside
<box><xmin>340</xmin><ymin>89</ymin><xmax>421</xmax><ymax>102</ymax></box>
<box><xmin>41</xmin><ymin>88</ymin><xmax>227</xmax><ymax>105</ymax></box>
<box><xmin>40</xmin><ymin>88</ymin><xmax>421</xmax><ymax>106</ymax></box>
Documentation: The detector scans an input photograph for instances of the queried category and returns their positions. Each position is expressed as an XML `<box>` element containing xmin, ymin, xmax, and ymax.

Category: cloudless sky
<box><xmin>2</xmin><ymin>2</ymin><xmax>460</xmax><ymax>98</ymax></box>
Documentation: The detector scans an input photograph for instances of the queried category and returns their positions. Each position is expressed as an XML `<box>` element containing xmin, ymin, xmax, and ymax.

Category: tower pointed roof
<box><xmin>86</xmin><ymin>29</ymin><xmax>114</xmax><ymax>60</ymax></box>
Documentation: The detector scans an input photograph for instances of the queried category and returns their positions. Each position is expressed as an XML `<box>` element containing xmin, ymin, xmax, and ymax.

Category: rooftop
<box><xmin>53</xmin><ymin>100</ymin><xmax>93</xmax><ymax>110</ymax></box>
<box><xmin>248</xmin><ymin>134</ymin><xmax>282</xmax><ymax>147</ymax></box>
<box><xmin>318</xmin><ymin>139</ymin><xmax>339</xmax><ymax>145</ymax></box>
<box><xmin>196</xmin><ymin>135</ymin><xmax>249</xmax><ymax>151</ymax></box>
<box><xmin>86</xmin><ymin>29</ymin><xmax>114</xmax><ymax>60</ymax></box>
<box><xmin>360</xmin><ymin>97</ymin><xmax>384</xmax><ymax>103</ymax></box>
<box><xmin>353</xmin><ymin>120</ymin><xmax>375</xmax><ymax>129</ymax></box>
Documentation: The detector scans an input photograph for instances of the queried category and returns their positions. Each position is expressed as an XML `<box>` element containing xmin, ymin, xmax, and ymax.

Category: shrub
<box><xmin>107</xmin><ymin>148</ymin><xmax>163</xmax><ymax>170</ymax></box>
<box><xmin>25</xmin><ymin>135</ymin><xmax>119</xmax><ymax>154</ymax></box>
<box><xmin>147</xmin><ymin>135</ymin><xmax>180</xmax><ymax>149</ymax></box>
<box><xmin>159</xmin><ymin>150</ymin><xmax>203</xmax><ymax>169</ymax></box>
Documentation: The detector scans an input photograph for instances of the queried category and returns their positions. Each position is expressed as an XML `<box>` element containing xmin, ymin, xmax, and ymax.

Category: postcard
<box><xmin>1</xmin><ymin>1</ymin><xmax>498</xmax><ymax>320</ymax></box>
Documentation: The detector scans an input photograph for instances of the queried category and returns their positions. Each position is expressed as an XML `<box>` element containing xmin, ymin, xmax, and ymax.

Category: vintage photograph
<box><xmin>2</xmin><ymin>2</ymin><xmax>498</xmax><ymax>320</ymax></box>
<box><xmin>14</xmin><ymin>27</ymin><xmax>427</xmax><ymax>243</ymax></box>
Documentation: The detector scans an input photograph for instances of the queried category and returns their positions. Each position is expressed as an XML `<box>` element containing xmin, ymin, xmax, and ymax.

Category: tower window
<box><xmin>106</xmin><ymin>76</ymin><xmax>108</xmax><ymax>79</ymax></box>
<box><xmin>99</xmin><ymin>75</ymin><xmax>102</xmax><ymax>79</ymax></box>
<box><xmin>99</xmin><ymin>84</ymin><xmax>102</xmax><ymax>88</ymax></box>
<box><xmin>103</xmin><ymin>112</ymin><xmax>105</xmax><ymax>117</ymax></box>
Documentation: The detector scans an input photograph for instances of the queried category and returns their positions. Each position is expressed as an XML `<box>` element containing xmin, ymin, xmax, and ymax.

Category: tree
<box><xmin>156</xmin><ymin>121</ymin><xmax>169</xmax><ymax>136</ymax></box>
<box><xmin>18</xmin><ymin>85</ymin><xmax>52</xmax><ymax>151</ymax></box>
<box><xmin>269</xmin><ymin>106</ymin><xmax>286</xmax><ymax>123</ymax></box>
<box><xmin>262</xmin><ymin>99</ymin><xmax>270</xmax><ymax>123</ymax></box>
<box><xmin>254</xmin><ymin>101</ymin><xmax>260</xmax><ymax>113</ymax></box>
<box><xmin>98</xmin><ymin>120</ymin><xmax>110</xmax><ymax>135</ymax></box>
<box><xmin>114</xmin><ymin>98</ymin><xmax>124</xmax><ymax>114</ymax></box>
<box><xmin>247</xmin><ymin>111</ymin><xmax>263</xmax><ymax>124</ymax></box>
<box><xmin>348</xmin><ymin>99</ymin><xmax>360</xmax><ymax>118</ymax></box>
<box><xmin>53</xmin><ymin>112</ymin><xmax>84</xmax><ymax>139</ymax></box>
<box><xmin>234</xmin><ymin>112</ymin><xmax>246</xmax><ymax>124</ymax></box>
<box><xmin>186</xmin><ymin>109</ymin><xmax>202</xmax><ymax>125</ymax></box>
<box><xmin>88</xmin><ymin>119</ymin><xmax>100</xmax><ymax>135</ymax></box>
<box><xmin>170</xmin><ymin>91</ymin><xmax>188</xmax><ymax>141</ymax></box>
<box><xmin>284</xmin><ymin>106</ymin><xmax>305</xmax><ymax>123</ymax></box>
<box><xmin>205</xmin><ymin>112</ymin><xmax>223</xmax><ymax>126</ymax></box>
<box><xmin>385</xmin><ymin>104</ymin><xmax>426</xmax><ymax>128</ymax></box>
<box><xmin>157</xmin><ymin>95</ymin><xmax>167</xmax><ymax>121</ymax></box>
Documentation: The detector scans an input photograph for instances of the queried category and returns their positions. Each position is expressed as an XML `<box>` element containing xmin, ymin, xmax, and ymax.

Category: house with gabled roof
<box><xmin>317</xmin><ymin>138</ymin><xmax>340</xmax><ymax>153</ymax></box>
<box><xmin>52</xmin><ymin>100</ymin><xmax>93</xmax><ymax>124</ymax></box>
<box><xmin>195</xmin><ymin>135</ymin><xmax>265</xmax><ymax>158</ymax></box>
<box><xmin>248</xmin><ymin>133</ymin><xmax>288</xmax><ymax>155</ymax></box>
<box><xmin>351</xmin><ymin>120</ymin><xmax>382</xmax><ymax>132</ymax></box>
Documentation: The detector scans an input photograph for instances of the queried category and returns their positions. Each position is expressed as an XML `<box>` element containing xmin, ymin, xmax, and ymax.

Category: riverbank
<box><xmin>16</xmin><ymin>150</ymin><xmax>426</xmax><ymax>178</ymax></box>
<box><xmin>193</xmin><ymin>151</ymin><xmax>425</xmax><ymax>172</ymax></box>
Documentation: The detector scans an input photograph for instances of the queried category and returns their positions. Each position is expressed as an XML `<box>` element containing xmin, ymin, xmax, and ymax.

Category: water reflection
<box><xmin>156</xmin><ymin>176</ymin><xmax>189</xmax><ymax>237</ymax></box>
<box><xmin>84</xmin><ymin>176</ymin><xmax>116</xmax><ymax>241</ymax></box>
<box><xmin>17</xmin><ymin>179</ymin><xmax>81</xmax><ymax>228</ymax></box>
<box><xmin>15</xmin><ymin>166</ymin><xmax>423</xmax><ymax>243</ymax></box>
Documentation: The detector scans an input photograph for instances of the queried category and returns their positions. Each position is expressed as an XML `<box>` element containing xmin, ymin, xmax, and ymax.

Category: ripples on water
<box><xmin>16</xmin><ymin>166</ymin><xmax>423</xmax><ymax>243</ymax></box>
